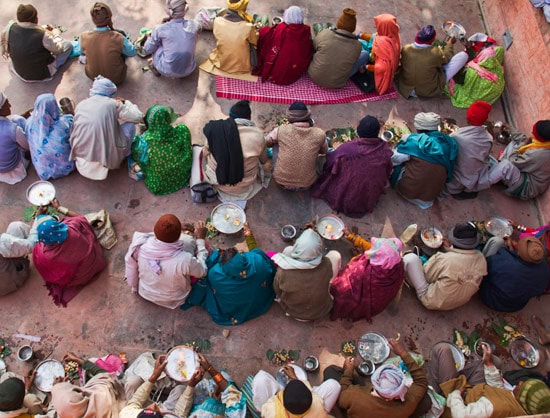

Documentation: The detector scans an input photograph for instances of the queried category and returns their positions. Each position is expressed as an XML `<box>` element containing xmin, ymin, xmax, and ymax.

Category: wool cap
<box><xmin>415</xmin><ymin>25</ymin><xmax>436</xmax><ymax>44</ymax></box>
<box><xmin>0</xmin><ymin>92</ymin><xmax>7</xmax><ymax>109</ymax></box>
<box><xmin>90</xmin><ymin>2</ymin><xmax>113</xmax><ymax>27</ymax></box>
<box><xmin>283</xmin><ymin>380</ymin><xmax>313</xmax><ymax>414</ymax></box>
<box><xmin>229</xmin><ymin>100</ymin><xmax>251</xmax><ymax>120</ymax></box>
<box><xmin>336</xmin><ymin>8</ymin><xmax>357</xmax><ymax>33</ymax></box>
<box><xmin>154</xmin><ymin>214</ymin><xmax>181</xmax><ymax>243</ymax></box>
<box><xmin>414</xmin><ymin>112</ymin><xmax>440</xmax><ymax>131</ymax></box>
<box><xmin>466</xmin><ymin>101</ymin><xmax>492</xmax><ymax>126</ymax></box>
<box><xmin>0</xmin><ymin>377</ymin><xmax>25</xmax><ymax>411</ymax></box>
<box><xmin>448</xmin><ymin>222</ymin><xmax>480</xmax><ymax>249</ymax></box>
<box><xmin>17</xmin><ymin>4</ymin><xmax>38</xmax><ymax>23</ymax></box>
<box><xmin>532</xmin><ymin>120</ymin><xmax>550</xmax><ymax>142</ymax></box>
<box><xmin>517</xmin><ymin>236</ymin><xmax>544</xmax><ymax>264</ymax></box>
<box><xmin>356</xmin><ymin>115</ymin><xmax>381</xmax><ymax>138</ymax></box>
<box><xmin>286</xmin><ymin>101</ymin><xmax>311</xmax><ymax>123</ymax></box>
<box><xmin>517</xmin><ymin>379</ymin><xmax>550</xmax><ymax>415</ymax></box>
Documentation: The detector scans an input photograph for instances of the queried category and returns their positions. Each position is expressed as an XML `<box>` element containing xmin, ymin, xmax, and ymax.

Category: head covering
<box><xmin>137</xmin><ymin>411</ymin><xmax>163</xmax><ymax>418</ymax></box>
<box><xmin>37</xmin><ymin>218</ymin><xmax>69</xmax><ymax>245</ymax></box>
<box><xmin>532</xmin><ymin>120</ymin><xmax>550</xmax><ymax>142</ymax></box>
<box><xmin>226</xmin><ymin>0</ymin><xmax>252</xmax><ymax>22</ymax></box>
<box><xmin>283</xmin><ymin>6</ymin><xmax>303</xmax><ymax>24</ymax></box>
<box><xmin>0</xmin><ymin>92</ymin><xmax>7</xmax><ymax>108</ymax></box>
<box><xmin>466</xmin><ymin>101</ymin><xmax>492</xmax><ymax>126</ymax></box>
<box><xmin>283</xmin><ymin>380</ymin><xmax>312</xmax><ymax>414</ymax></box>
<box><xmin>356</xmin><ymin>115</ymin><xmax>381</xmax><ymax>138</ymax></box>
<box><xmin>414</xmin><ymin>112</ymin><xmax>441</xmax><ymax>131</ymax></box>
<box><xmin>165</xmin><ymin>0</ymin><xmax>188</xmax><ymax>19</ymax></box>
<box><xmin>286</xmin><ymin>101</ymin><xmax>311</xmax><ymax>123</ymax></box>
<box><xmin>336</xmin><ymin>8</ymin><xmax>357</xmax><ymax>33</ymax></box>
<box><xmin>90</xmin><ymin>2</ymin><xmax>113</xmax><ymax>28</ymax></box>
<box><xmin>272</xmin><ymin>228</ymin><xmax>324</xmax><ymax>270</ymax></box>
<box><xmin>448</xmin><ymin>222</ymin><xmax>480</xmax><ymax>249</ymax></box>
<box><xmin>517</xmin><ymin>236</ymin><xmax>544</xmax><ymax>264</ymax></box>
<box><xmin>17</xmin><ymin>4</ymin><xmax>38</xmax><ymax>23</ymax></box>
<box><xmin>371</xmin><ymin>364</ymin><xmax>408</xmax><ymax>401</ymax></box>
<box><xmin>26</xmin><ymin>93</ymin><xmax>61</xmax><ymax>145</ymax></box>
<box><xmin>154</xmin><ymin>214</ymin><xmax>181</xmax><ymax>243</ymax></box>
<box><xmin>89</xmin><ymin>76</ymin><xmax>117</xmax><ymax>97</ymax></box>
<box><xmin>374</xmin><ymin>14</ymin><xmax>400</xmax><ymax>38</ymax></box>
<box><xmin>145</xmin><ymin>104</ymin><xmax>178</xmax><ymax>128</ymax></box>
<box><xmin>415</xmin><ymin>25</ymin><xmax>436</xmax><ymax>44</ymax></box>
<box><xmin>229</xmin><ymin>100</ymin><xmax>251</xmax><ymax>120</ymax></box>
<box><xmin>0</xmin><ymin>377</ymin><xmax>25</xmax><ymax>411</ymax></box>
<box><xmin>517</xmin><ymin>379</ymin><xmax>550</xmax><ymax>415</ymax></box>
<box><xmin>365</xmin><ymin>237</ymin><xmax>403</xmax><ymax>269</ymax></box>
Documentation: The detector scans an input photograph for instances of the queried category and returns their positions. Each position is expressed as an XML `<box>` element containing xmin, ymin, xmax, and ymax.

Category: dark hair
<box><xmin>220</xmin><ymin>247</ymin><xmax>239</xmax><ymax>264</ymax></box>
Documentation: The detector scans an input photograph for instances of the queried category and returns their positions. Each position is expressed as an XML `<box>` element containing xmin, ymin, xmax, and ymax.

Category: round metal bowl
<box><xmin>474</xmin><ymin>338</ymin><xmax>496</xmax><ymax>357</ymax></box>
<box><xmin>433</xmin><ymin>341</ymin><xmax>465</xmax><ymax>371</ymax></box>
<box><xmin>509</xmin><ymin>339</ymin><xmax>540</xmax><ymax>369</ymax></box>
<box><xmin>165</xmin><ymin>346</ymin><xmax>199</xmax><ymax>382</ymax></box>
<box><xmin>281</xmin><ymin>224</ymin><xmax>297</xmax><ymax>242</ymax></box>
<box><xmin>17</xmin><ymin>345</ymin><xmax>33</xmax><ymax>361</ymax></box>
<box><xmin>317</xmin><ymin>214</ymin><xmax>345</xmax><ymax>240</ymax></box>
<box><xmin>304</xmin><ymin>355</ymin><xmax>319</xmax><ymax>372</ymax></box>
<box><xmin>356</xmin><ymin>360</ymin><xmax>375</xmax><ymax>376</ymax></box>
<box><xmin>26</xmin><ymin>180</ymin><xmax>56</xmax><ymax>206</ymax></box>
<box><xmin>421</xmin><ymin>227</ymin><xmax>443</xmax><ymax>249</ymax></box>
<box><xmin>34</xmin><ymin>359</ymin><xmax>65</xmax><ymax>392</ymax></box>
<box><xmin>485</xmin><ymin>216</ymin><xmax>513</xmax><ymax>238</ymax></box>
<box><xmin>211</xmin><ymin>203</ymin><xmax>246</xmax><ymax>234</ymax></box>
<box><xmin>276</xmin><ymin>364</ymin><xmax>307</xmax><ymax>387</ymax></box>
<box><xmin>357</xmin><ymin>332</ymin><xmax>390</xmax><ymax>364</ymax></box>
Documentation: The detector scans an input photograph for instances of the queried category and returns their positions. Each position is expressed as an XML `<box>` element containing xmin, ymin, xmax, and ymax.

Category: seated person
<box><xmin>124</xmin><ymin>214</ymin><xmax>208</xmax><ymax>309</ymax></box>
<box><xmin>446</xmin><ymin>33</ymin><xmax>505</xmax><ymax>108</ymax></box>
<box><xmin>330</xmin><ymin>236</ymin><xmax>404</xmax><ymax>321</ymax></box>
<box><xmin>143</xmin><ymin>0</ymin><xmax>201</xmax><ymax>78</ymax></box>
<box><xmin>0</xmin><ymin>92</ymin><xmax>29</xmax><ymax>185</ymax></box>
<box><xmin>183</xmin><ymin>223</ymin><xmax>276</xmax><ymax>325</ymax></box>
<box><xmin>480</xmin><ymin>235</ymin><xmax>549</xmax><ymax>312</ymax></box>
<box><xmin>308</xmin><ymin>8</ymin><xmax>362</xmax><ymax>88</ymax></box>
<box><xmin>272</xmin><ymin>228</ymin><xmax>341</xmax><ymax>321</ymax></box>
<box><xmin>396</xmin><ymin>25</ymin><xmax>468</xmax><ymax>98</ymax></box>
<box><xmin>403</xmin><ymin>222</ymin><xmax>487</xmax><ymax>310</ymax></box>
<box><xmin>252</xmin><ymin>364</ymin><xmax>340</xmax><ymax>416</ymax></box>
<box><xmin>490</xmin><ymin>120</ymin><xmax>550</xmax><ymax>200</ymax></box>
<box><xmin>1</xmin><ymin>4</ymin><xmax>73</xmax><ymax>82</ymax></box>
<box><xmin>253</xmin><ymin>6</ymin><xmax>313</xmax><ymax>85</ymax></box>
<box><xmin>132</xmin><ymin>105</ymin><xmax>193</xmax><ymax>195</ymax></box>
<box><xmin>69</xmin><ymin>76</ymin><xmax>143</xmax><ymax>180</ymax></box>
<box><xmin>199</xmin><ymin>0</ymin><xmax>258</xmax><ymax>76</ymax></box>
<box><xmin>427</xmin><ymin>341</ymin><xmax>549</xmax><ymax>416</ymax></box>
<box><xmin>198</xmin><ymin>100</ymin><xmax>270</xmax><ymax>205</ymax></box>
<box><xmin>32</xmin><ymin>198</ymin><xmax>108</xmax><ymax>307</ymax></box>
<box><xmin>532</xmin><ymin>314</ymin><xmax>550</xmax><ymax>346</ymax></box>
<box><xmin>0</xmin><ymin>368</ymin><xmax>55</xmax><ymax>416</ymax></box>
<box><xmin>391</xmin><ymin>112</ymin><xmax>458</xmax><ymax>209</ymax></box>
<box><xmin>26</xmin><ymin>93</ymin><xmax>75</xmax><ymax>181</ymax></box>
<box><xmin>265</xmin><ymin>102</ymin><xmax>327</xmax><ymax>190</ymax></box>
<box><xmin>446</xmin><ymin>101</ymin><xmax>493</xmax><ymax>196</ymax></box>
<box><xmin>77</xmin><ymin>2</ymin><xmax>136</xmax><ymax>85</ymax></box>
<box><xmin>325</xmin><ymin>337</ymin><xmax>427</xmax><ymax>418</ymax></box>
<box><xmin>312</xmin><ymin>115</ymin><xmax>393</xmax><ymax>217</ymax></box>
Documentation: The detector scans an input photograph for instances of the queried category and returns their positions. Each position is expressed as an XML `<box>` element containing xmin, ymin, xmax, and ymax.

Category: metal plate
<box><xmin>434</xmin><ymin>341</ymin><xmax>465</xmax><ymax>371</ymax></box>
<box><xmin>317</xmin><ymin>214</ymin><xmax>345</xmax><ymax>240</ymax></box>
<box><xmin>485</xmin><ymin>216</ymin><xmax>513</xmax><ymax>238</ymax></box>
<box><xmin>276</xmin><ymin>364</ymin><xmax>307</xmax><ymax>388</ymax></box>
<box><xmin>357</xmin><ymin>332</ymin><xmax>390</xmax><ymax>364</ymax></box>
<box><xmin>34</xmin><ymin>359</ymin><xmax>65</xmax><ymax>392</ymax></box>
<box><xmin>442</xmin><ymin>21</ymin><xmax>466</xmax><ymax>39</ymax></box>
<box><xmin>421</xmin><ymin>227</ymin><xmax>443</xmax><ymax>249</ymax></box>
<box><xmin>166</xmin><ymin>346</ymin><xmax>199</xmax><ymax>382</ymax></box>
<box><xmin>26</xmin><ymin>181</ymin><xmax>56</xmax><ymax>206</ymax></box>
<box><xmin>211</xmin><ymin>203</ymin><xmax>246</xmax><ymax>234</ymax></box>
<box><xmin>509</xmin><ymin>339</ymin><xmax>540</xmax><ymax>368</ymax></box>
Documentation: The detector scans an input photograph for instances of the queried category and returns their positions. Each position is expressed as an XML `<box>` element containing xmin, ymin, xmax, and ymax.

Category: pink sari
<box><xmin>33</xmin><ymin>215</ymin><xmax>107</xmax><ymax>306</ymax></box>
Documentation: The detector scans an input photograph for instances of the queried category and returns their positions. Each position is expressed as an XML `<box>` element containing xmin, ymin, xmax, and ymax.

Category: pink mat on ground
<box><xmin>215</xmin><ymin>74</ymin><xmax>399</xmax><ymax>105</ymax></box>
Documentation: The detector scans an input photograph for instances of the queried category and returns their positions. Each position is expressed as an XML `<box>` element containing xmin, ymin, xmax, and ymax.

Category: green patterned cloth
<box><xmin>132</xmin><ymin>104</ymin><xmax>192</xmax><ymax>195</ymax></box>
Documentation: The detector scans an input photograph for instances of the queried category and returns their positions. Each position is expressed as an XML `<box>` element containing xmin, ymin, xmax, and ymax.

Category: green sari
<box><xmin>132</xmin><ymin>104</ymin><xmax>192</xmax><ymax>195</ymax></box>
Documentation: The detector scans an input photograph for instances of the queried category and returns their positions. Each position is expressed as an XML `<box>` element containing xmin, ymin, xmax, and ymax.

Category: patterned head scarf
<box><xmin>371</xmin><ymin>364</ymin><xmax>408</xmax><ymax>401</ymax></box>
<box><xmin>283</xmin><ymin>6</ymin><xmax>303</xmax><ymax>24</ymax></box>
<box><xmin>517</xmin><ymin>379</ymin><xmax>550</xmax><ymax>415</ymax></box>
<box><xmin>226</xmin><ymin>0</ymin><xmax>252</xmax><ymax>22</ymax></box>
<box><xmin>365</xmin><ymin>237</ymin><xmax>403</xmax><ymax>269</ymax></box>
<box><xmin>90</xmin><ymin>2</ymin><xmax>113</xmax><ymax>29</ymax></box>
<box><xmin>38</xmin><ymin>218</ymin><xmax>69</xmax><ymax>245</ymax></box>
<box><xmin>89</xmin><ymin>76</ymin><xmax>117</xmax><ymax>97</ymax></box>
<box><xmin>165</xmin><ymin>0</ymin><xmax>188</xmax><ymax>19</ymax></box>
<box><xmin>26</xmin><ymin>93</ymin><xmax>61</xmax><ymax>146</ymax></box>
<box><xmin>272</xmin><ymin>228</ymin><xmax>324</xmax><ymax>270</ymax></box>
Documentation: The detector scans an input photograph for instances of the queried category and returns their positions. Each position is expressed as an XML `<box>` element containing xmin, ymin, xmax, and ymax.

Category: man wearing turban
<box><xmin>1</xmin><ymin>4</ymin><xmax>73</xmax><ymax>81</ymax></box>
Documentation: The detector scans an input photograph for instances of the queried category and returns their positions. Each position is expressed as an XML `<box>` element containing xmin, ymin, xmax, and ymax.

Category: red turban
<box><xmin>466</xmin><ymin>101</ymin><xmax>492</xmax><ymax>126</ymax></box>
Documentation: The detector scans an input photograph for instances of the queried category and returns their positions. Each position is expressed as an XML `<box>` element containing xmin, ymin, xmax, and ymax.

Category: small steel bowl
<box><xmin>381</xmin><ymin>130</ymin><xmax>394</xmax><ymax>142</ymax></box>
<box><xmin>281</xmin><ymin>224</ymin><xmax>297</xmax><ymax>242</ymax></box>
<box><xmin>17</xmin><ymin>345</ymin><xmax>33</xmax><ymax>361</ymax></box>
<box><xmin>272</xmin><ymin>16</ymin><xmax>283</xmax><ymax>25</ymax></box>
<box><xmin>304</xmin><ymin>355</ymin><xmax>319</xmax><ymax>372</ymax></box>
<box><xmin>356</xmin><ymin>360</ymin><xmax>375</xmax><ymax>376</ymax></box>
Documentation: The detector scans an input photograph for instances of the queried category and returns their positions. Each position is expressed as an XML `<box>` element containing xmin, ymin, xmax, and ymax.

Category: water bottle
<box><xmin>399</xmin><ymin>224</ymin><xmax>418</xmax><ymax>245</ymax></box>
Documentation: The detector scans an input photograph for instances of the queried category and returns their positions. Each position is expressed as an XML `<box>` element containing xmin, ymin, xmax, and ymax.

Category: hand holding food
<box><xmin>195</xmin><ymin>221</ymin><xmax>207</xmax><ymax>240</ymax></box>
<box><xmin>188</xmin><ymin>367</ymin><xmax>205</xmax><ymax>387</ymax></box>
<box><xmin>282</xmin><ymin>364</ymin><xmax>298</xmax><ymax>380</ymax></box>
<box><xmin>63</xmin><ymin>352</ymin><xmax>83</xmax><ymax>366</ymax></box>
<box><xmin>149</xmin><ymin>354</ymin><xmax>168</xmax><ymax>382</ymax></box>
<box><xmin>388</xmin><ymin>337</ymin><xmax>408</xmax><ymax>358</ymax></box>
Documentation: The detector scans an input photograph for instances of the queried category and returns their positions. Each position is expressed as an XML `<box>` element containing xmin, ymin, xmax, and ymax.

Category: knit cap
<box><xmin>448</xmin><ymin>222</ymin><xmax>479</xmax><ymax>249</ymax></box>
<box><xmin>154</xmin><ymin>214</ymin><xmax>182</xmax><ymax>243</ymax></box>
<box><xmin>356</xmin><ymin>115</ymin><xmax>381</xmax><ymax>138</ymax></box>
<box><xmin>286</xmin><ymin>101</ymin><xmax>311</xmax><ymax>123</ymax></box>
<box><xmin>517</xmin><ymin>379</ymin><xmax>550</xmax><ymax>415</ymax></box>
<box><xmin>414</xmin><ymin>112</ymin><xmax>440</xmax><ymax>131</ymax></box>
<box><xmin>415</xmin><ymin>25</ymin><xmax>436</xmax><ymax>44</ymax></box>
<box><xmin>532</xmin><ymin>120</ymin><xmax>550</xmax><ymax>141</ymax></box>
<box><xmin>0</xmin><ymin>378</ymin><xmax>25</xmax><ymax>411</ymax></box>
<box><xmin>283</xmin><ymin>380</ymin><xmax>313</xmax><ymax>414</ymax></box>
<box><xmin>517</xmin><ymin>236</ymin><xmax>544</xmax><ymax>264</ymax></box>
<box><xmin>17</xmin><ymin>4</ymin><xmax>37</xmax><ymax>22</ymax></box>
<box><xmin>336</xmin><ymin>8</ymin><xmax>357</xmax><ymax>33</ymax></box>
<box><xmin>229</xmin><ymin>100</ymin><xmax>251</xmax><ymax>120</ymax></box>
<box><xmin>466</xmin><ymin>101</ymin><xmax>492</xmax><ymax>126</ymax></box>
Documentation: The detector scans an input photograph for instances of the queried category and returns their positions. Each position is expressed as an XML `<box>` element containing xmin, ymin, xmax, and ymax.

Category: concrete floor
<box><xmin>0</xmin><ymin>0</ymin><xmax>548</xmax><ymax>401</ymax></box>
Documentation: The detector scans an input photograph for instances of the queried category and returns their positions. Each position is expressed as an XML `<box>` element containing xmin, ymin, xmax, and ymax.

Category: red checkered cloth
<box><xmin>215</xmin><ymin>74</ymin><xmax>399</xmax><ymax>105</ymax></box>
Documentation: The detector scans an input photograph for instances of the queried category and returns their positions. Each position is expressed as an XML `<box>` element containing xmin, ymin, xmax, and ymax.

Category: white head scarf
<box><xmin>165</xmin><ymin>0</ymin><xmax>188</xmax><ymax>19</ymax></box>
<box><xmin>0</xmin><ymin>92</ymin><xmax>7</xmax><ymax>108</ymax></box>
<box><xmin>413</xmin><ymin>112</ymin><xmax>441</xmax><ymax>131</ymax></box>
<box><xmin>272</xmin><ymin>229</ymin><xmax>324</xmax><ymax>270</ymax></box>
<box><xmin>283</xmin><ymin>6</ymin><xmax>303</xmax><ymax>24</ymax></box>
<box><xmin>371</xmin><ymin>364</ymin><xmax>408</xmax><ymax>401</ymax></box>
<box><xmin>89</xmin><ymin>76</ymin><xmax>117</xmax><ymax>97</ymax></box>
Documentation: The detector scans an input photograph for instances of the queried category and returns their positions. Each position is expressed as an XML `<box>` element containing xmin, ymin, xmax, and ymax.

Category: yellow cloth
<box><xmin>226</xmin><ymin>0</ymin><xmax>253</xmax><ymax>22</ymax></box>
<box><xmin>517</xmin><ymin>137</ymin><xmax>550</xmax><ymax>154</ymax></box>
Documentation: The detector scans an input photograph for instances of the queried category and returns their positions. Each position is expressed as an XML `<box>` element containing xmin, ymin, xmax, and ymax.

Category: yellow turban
<box><xmin>226</xmin><ymin>0</ymin><xmax>252</xmax><ymax>22</ymax></box>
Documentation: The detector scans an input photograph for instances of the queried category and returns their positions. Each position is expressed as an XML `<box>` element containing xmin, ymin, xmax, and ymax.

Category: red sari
<box><xmin>33</xmin><ymin>215</ymin><xmax>107</xmax><ymax>307</ymax></box>
<box><xmin>254</xmin><ymin>23</ymin><xmax>313</xmax><ymax>85</ymax></box>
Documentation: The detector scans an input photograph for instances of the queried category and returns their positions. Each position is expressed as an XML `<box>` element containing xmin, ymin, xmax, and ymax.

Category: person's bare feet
<box><xmin>531</xmin><ymin>315</ymin><xmax>550</xmax><ymax>345</ymax></box>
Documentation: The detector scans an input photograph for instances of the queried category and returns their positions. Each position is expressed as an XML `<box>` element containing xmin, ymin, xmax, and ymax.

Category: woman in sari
<box><xmin>26</xmin><ymin>93</ymin><xmax>74</xmax><ymax>180</ymax></box>
<box><xmin>253</xmin><ymin>6</ymin><xmax>313</xmax><ymax>85</ymax></box>
<box><xmin>182</xmin><ymin>224</ymin><xmax>275</xmax><ymax>325</ymax></box>
<box><xmin>32</xmin><ymin>199</ymin><xmax>107</xmax><ymax>307</ymax></box>
<box><xmin>330</xmin><ymin>237</ymin><xmax>404</xmax><ymax>321</ymax></box>
<box><xmin>132</xmin><ymin>104</ymin><xmax>192</xmax><ymax>195</ymax></box>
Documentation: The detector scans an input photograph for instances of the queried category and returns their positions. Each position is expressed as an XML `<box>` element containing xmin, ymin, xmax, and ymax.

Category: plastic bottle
<box><xmin>399</xmin><ymin>223</ymin><xmax>418</xmax><ymax>245</ymax></box>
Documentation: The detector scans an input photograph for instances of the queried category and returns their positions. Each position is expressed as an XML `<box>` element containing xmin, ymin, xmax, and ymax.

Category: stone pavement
<box><xmin>0</xmin><ymin>0</ymin><xmax>548</xmax><ymax>400</ymax></box>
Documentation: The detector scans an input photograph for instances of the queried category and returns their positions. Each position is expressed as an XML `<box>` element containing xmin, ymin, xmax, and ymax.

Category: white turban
<box><xmin>0</xmin><ymin>92</ymin><xmax>7</xmax><ymax>108</ymax></box>
<box><xmin>165</xmin><ymin>0</ymin><xmax>188</xmax><ymax>19</ymax></box>
<box><xmin>283</xmin><ymin>6</ymin><xmax>303</xmax><ymax>24</ymax></box>
<box><xmin>272</xmin><ymin>228</ymin><xmax>323</xmax><ymax>270</ymax></box>
<box><xmin>414</xmin><ymin>112</ymin><xmax>441</xmax><ymax>131</ymax></box>
<box><xmin>371</xmin><ymin>364</ymin><xmax>408</xmax><ymax>401</ymax></box>
<box><xmin>89</xmin><ymin>76</ymin><xmax>117</xmax><ymax>97</ymax></box>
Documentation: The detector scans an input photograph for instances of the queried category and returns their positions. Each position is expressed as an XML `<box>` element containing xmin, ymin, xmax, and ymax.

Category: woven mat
<box><xmin>215</xmin><ymin>74</ymin><xmax>399</xmax><ymax>105</ymax></box>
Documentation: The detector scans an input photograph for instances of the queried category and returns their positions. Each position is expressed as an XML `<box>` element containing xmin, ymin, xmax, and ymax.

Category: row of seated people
<box><xmin>1</xmin><ymin>2</ymin><xmax>504</xmax><ymax>107</ymax></box>
<box><xmin>1</xmin><ymin>337</ymin><xmax>550</xmax><ymax>417</ymax></box>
